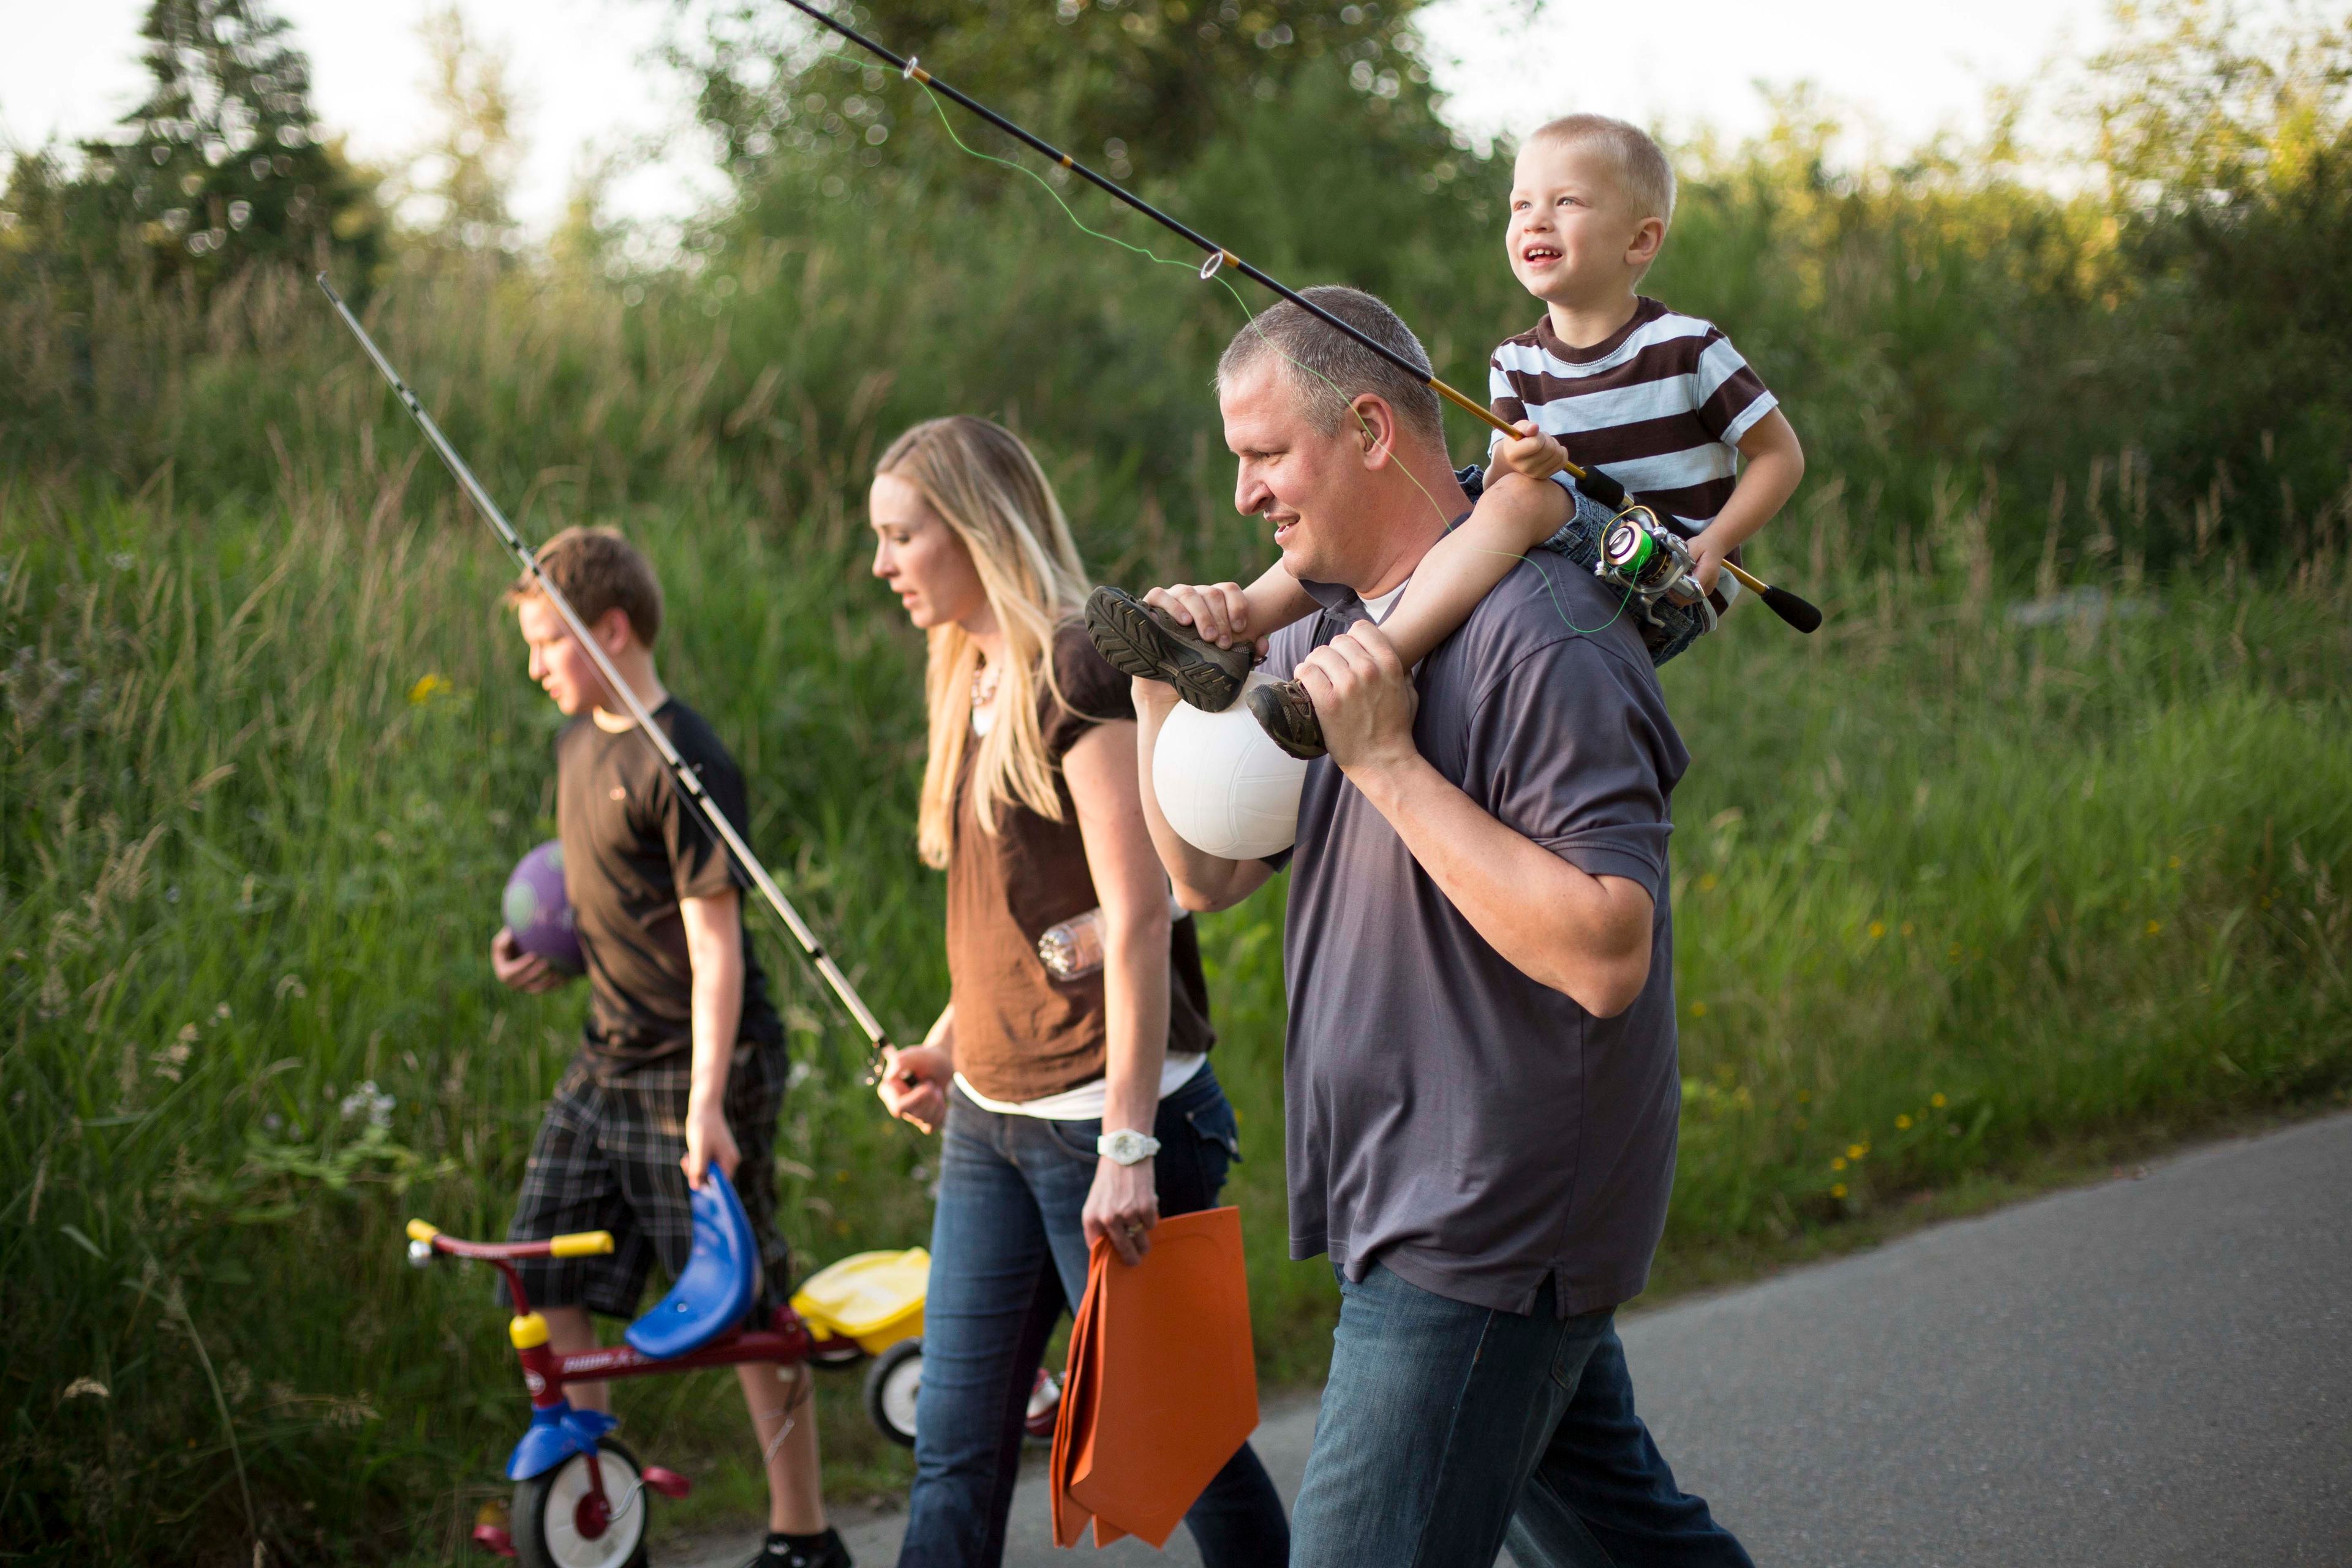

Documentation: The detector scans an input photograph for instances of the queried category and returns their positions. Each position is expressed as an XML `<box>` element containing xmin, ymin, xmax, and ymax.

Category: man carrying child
<box><xmin>491</xmin><ymin>527</ymin><xmax>851</xmax><ymax>1568</ymax></box>
<box><xmin>1100</xmin><ymin>111</ymin><xmax>1778</xmax><ymax>1564</ymax></box>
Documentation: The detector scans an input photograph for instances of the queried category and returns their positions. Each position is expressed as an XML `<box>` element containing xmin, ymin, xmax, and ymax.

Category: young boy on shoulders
<box><xmin>491</xmin><ymin>527</ymin><xmax>850</xmax><ymax>1568</ymax></box>
<box><xmin>1087</xmin><ymin>112</ymin><xmax>1805</xmax><ymax>757</ymax></box>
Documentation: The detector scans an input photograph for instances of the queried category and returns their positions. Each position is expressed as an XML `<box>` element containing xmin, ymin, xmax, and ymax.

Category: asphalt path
<box><xmin>680</xmin><ymin>1111</ymin><xmax>2352</xmax><ymax>1567</ymax></box>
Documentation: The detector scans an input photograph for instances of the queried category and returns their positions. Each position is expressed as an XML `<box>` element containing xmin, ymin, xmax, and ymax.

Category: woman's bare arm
<box><xmin>1064</xmin><ymin>718</ymin><xmax>1171</xmax><ymax>1261</ymax></box>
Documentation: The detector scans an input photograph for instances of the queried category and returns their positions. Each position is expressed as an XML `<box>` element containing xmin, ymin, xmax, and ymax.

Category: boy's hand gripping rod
<box><xmin>316</xmin><ymin>274</ymin><xmax>899</xmax><ymax>1076</ymax></box>
<box><xmin>777</xmin><ymin>0</ymin><xmax>1821</xmax><ymax>636</ymax></box>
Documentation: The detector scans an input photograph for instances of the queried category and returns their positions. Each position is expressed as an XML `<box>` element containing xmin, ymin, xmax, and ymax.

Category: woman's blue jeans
<box><xmin>896</xmin><ymin>1064</ymin><xmax>1289</xmax><ymax>1567</ymax></box>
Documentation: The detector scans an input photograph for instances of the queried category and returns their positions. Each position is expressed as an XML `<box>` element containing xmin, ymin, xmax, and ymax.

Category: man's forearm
<box><xmin>1349</xmin><ymin>755</ymin><xmax>1652</xmax><ymax>1015</ymax></box>
<box><xmin>1133</xmin><ymin>685</ymin><xmax>1273</xmax><ymax>911</ymax></box>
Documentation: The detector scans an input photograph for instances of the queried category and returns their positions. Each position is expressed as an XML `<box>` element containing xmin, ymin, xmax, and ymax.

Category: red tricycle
<box><xmin>406</xmin><ymin>1166</ymin><xmax>1060</xmax><ymax>1567</ymax></box>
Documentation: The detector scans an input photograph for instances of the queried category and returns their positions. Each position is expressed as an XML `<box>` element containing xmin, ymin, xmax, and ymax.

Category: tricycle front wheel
<box><xmin>513</xmin><ymin>1436</ymin><xmax>651</xmax><ymax>1568</ymax></box>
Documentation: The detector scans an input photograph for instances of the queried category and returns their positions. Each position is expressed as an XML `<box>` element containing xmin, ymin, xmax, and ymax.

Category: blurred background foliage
<box><xmin>3</xmin><ymin>0</ymin><xmax>2349</xmax><ymax>1562</ymax></box>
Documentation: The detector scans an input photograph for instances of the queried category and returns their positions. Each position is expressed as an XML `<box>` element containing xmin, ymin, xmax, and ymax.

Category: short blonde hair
<box><xmin>1527</xmin><ymin>113</ymin><xmax>1677</xmax><ymax>229</ymax></box>
<box><xmin>506</xmin><ymin>526</ymin><xmax>664</xmax><ymax>647</ymax></box>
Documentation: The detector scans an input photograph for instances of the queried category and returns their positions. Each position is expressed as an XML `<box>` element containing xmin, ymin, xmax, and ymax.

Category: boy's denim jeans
<box><xmin>896</xmin><ymin>1065</ymin><xmax>1288</xmax><ymax>1567</ymax></box>
<box><xmin>1542</xmin><ymin>481</ymin><xmax>1714</xmax><ymax>667</ymax></box>
<box><xmin>1289</xmin><ymin>1261</ymin><xmax>1752</xmax><ymax>1568</ymax></box>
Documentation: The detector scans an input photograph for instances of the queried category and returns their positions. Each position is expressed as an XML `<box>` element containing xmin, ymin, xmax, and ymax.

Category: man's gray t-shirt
<box><xmin>1265</xmin><ymin>549</ymin><xmax>1689</xmax><ymax>1317</ymax></box>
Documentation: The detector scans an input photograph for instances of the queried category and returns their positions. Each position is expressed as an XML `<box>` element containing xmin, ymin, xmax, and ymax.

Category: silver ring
<box><xmin>1198</xmin><ymin>251</ymin><xmax>1225</xmax><ymax>281</ymax></box>
<box><xmin>903</xmin><ymin>55</ymin><xmax>920</xmax><ymax>80</ymax></box>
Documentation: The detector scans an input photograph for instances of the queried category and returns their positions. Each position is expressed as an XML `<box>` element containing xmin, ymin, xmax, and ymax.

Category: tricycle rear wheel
<box><xmin>864</xmin><ymin>1338</ymin><xmax>923</xmax><ymax>1448</ymax></box>
<box><xmin>513</xmin><ymin>1436</ymin><xmax>651</xmax><ymax>1568</ymax></box>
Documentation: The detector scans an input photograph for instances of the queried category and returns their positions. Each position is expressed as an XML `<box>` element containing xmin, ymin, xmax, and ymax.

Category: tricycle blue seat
<box><xmin>624</xmin><ymin>1165</ymin><xmax>758</xmax><ymax>1360</ymax></box>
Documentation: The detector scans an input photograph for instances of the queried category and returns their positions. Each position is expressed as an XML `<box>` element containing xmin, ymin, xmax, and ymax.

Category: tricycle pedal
<box><xmin>643</xmin><ymin>1465</ymin><xmax>692</xmax><ymax>1499</ymax></box>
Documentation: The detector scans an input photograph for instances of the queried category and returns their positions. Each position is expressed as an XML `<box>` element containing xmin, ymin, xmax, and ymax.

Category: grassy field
<box><xmin>5</xmin><ymin>437</ymin><xmax>2348</xmax><ymax>1559</ymax></box>
<box><xmin>6</xmin><ymin>8</ymin><xmax>2351</xmax><ymax>1552</ymax></box>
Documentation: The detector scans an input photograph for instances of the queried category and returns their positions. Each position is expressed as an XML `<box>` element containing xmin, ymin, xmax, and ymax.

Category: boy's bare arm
<box><xmin>1689</xmin><ymin>409</ymin><xmax>1804</xmax><ymax>594</ymax></box>
<box><xmin>679</xmin><ymin>889</ymin><xmax>747</xmax><ymax>1187</ymax></box>
<box><xmin>1374</xmin><ymin>471</ymin><xmax>1570</xmax><ymax>668</ymax></box>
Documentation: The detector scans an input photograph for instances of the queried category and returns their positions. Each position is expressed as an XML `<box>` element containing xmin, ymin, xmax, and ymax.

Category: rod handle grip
<box><xmin>1758</xmin><ymin>584</ymin><xmax>1823</xmax><ymax>633</ymax></box>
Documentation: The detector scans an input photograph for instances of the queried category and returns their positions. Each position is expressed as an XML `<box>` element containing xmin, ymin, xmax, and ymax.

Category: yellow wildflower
<box><xmin>1931</xmin><ymin>1093</ymin><xmax>1947</xmax><ymax>1108</ymax></box>
<box><xmin>1896</xmin><ymin>1114</ymin><xmax>1912</xmax><ymax>1130</ymax></box>
<box><xmin>2146</xmin><ymin>919</ymin><xmax>2163</xmax><ymax>936</ymax></box>
<box><xmin>1868</xmin><ymin>921</ymin><xmax>1886</xmax><ymax>940</ymax></box>
<box><xmin>1847</xmin><ymin>1143</ymin><xmax>1867</xmax><ymax>1160</ymax></box>
<box><xmin>1830</xmin><ymin>1183</ymin><xmax>1848</xmax><ymax>1199</ymax></box>
<box><xmin>408</xmin><ymin>673</ymin><xmax>451</xmax><ymax>706</ymax></box>
<box><xmin>1689</xmin><ymin>1000</ymin><xmax>1708</xmax><ymax>1018</ymax></box>
<box><xmin>1831</xmin><ymin>1156</ymin><xmax>1847</xmax><ymax>1172</ymax></box>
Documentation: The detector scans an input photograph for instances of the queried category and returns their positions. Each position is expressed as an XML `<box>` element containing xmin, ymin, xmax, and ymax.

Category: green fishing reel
<box><xmin>1596</xmin><ymin>507</ymin><xmax>1706</xmax><ymax>613</ymax></box>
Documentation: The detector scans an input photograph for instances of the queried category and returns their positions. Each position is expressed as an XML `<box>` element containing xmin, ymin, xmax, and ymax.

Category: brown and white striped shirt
<box><xmin>1489</xmin><ymin>298</ymin><xmax>1779</xmax><ymax>540</ymax></box>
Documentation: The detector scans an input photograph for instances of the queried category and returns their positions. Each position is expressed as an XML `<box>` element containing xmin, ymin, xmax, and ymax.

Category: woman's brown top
<box><xmin>946</xmin><ymin>620</ymin><xmax>1216</xmax><ymax>1103</ymax></box>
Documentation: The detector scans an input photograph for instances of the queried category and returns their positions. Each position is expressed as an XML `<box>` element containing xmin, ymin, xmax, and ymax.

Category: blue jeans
<box><xmin>897</xmin><ymin>1065</ymin><xmax>1289</xmax><ymax>1567</ymax></box>
<box><xmin>1291</xmin><ymin>1263</ymin><xmax>1751</xmax><ymax>1568</ymax></box>
<box><xmin>1542</xmin><ymin>483</ymin><xmax>1714</xmax><ymax>668</ymax></box>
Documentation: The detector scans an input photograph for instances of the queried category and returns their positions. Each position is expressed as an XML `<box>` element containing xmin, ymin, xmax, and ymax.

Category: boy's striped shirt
<box><xmin>1489</xmin><ymin>298</ymin><xmax>1778</xmax><ymax>538</ymax></box>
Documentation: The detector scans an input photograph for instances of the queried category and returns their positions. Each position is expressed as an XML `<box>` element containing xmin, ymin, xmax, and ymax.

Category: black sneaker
<box><xmin>738</xmin><ymin>1528</ymin><xmax>851</xmax><ymax>1568</ymax></box>
<box><xmin>1246</xmin><ymin>678</ymin><xmax>1327</xmax><ymax>760</ymax></box>
<box><xmin>1083</xmin><ymin>586</ymin><xmax>1253</xmax><ymax>712</ymax></box>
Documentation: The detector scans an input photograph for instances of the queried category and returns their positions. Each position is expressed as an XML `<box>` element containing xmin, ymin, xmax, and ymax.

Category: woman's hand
<box><xmin>1082</xmin><ymin>1153</ymin><xmax>1161</xmax><ymax>1266</ymax></box>
<box><xmin>878</xmin><ymin>1043</ymin><xmax>951</xmax><ymax>1134</ymax></box>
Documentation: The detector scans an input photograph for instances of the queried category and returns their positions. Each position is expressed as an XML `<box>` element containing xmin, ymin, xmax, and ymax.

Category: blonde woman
<box><xmin>868</xmin><ymin>417</ymin><xmax>1286</xmax><ymax>1567</ymax></box>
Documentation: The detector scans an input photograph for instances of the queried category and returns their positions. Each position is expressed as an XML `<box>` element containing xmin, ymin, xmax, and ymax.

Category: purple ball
<box><xmin>503</xmin><ymin>840</ymin><xmax>583</xmax><ymax>975</ymax></box>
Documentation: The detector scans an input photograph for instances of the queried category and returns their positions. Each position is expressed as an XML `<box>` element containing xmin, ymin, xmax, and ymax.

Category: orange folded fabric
<box><xmin>1050</xmin><ymin>1206</ymin><xmax>1259</xmax><ymax>1550</ymax></box>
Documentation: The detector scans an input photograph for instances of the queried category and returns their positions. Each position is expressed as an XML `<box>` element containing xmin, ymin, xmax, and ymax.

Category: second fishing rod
<box><xmin>778</xmin><ymin>0</ymin><xmax>1822</xmax><ymax>636</ymax></box>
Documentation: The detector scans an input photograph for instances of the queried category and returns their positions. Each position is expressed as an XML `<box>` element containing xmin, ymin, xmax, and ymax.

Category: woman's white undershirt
<box><xmin>954</xmin><ymin>1053</ymin><xmax>1207</xmax><ymax>1121</ymax></box>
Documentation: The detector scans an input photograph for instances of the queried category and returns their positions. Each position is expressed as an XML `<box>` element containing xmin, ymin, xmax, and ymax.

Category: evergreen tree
<box><xmin>52</xmin><ymin>0</ymin><xmax>382</xmax><ymax>288</ymax></box>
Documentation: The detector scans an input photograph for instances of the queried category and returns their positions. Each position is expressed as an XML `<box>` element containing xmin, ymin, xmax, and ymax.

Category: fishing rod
<box><xmin>315</xmin><ymin>274</ymin><xmax>899</xmax><ymax>1075</ymax></box>
<box><xmin>777</xmin><ymin>0</ymin><xmax>1821</xmax><ymax>636</ymax></box>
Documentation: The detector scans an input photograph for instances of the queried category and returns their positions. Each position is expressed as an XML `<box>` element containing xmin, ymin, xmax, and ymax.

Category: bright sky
<box><xmin>2</xmin><ymin>0</ymin><xmax>2116</xmax><ymax>238</ymax></box>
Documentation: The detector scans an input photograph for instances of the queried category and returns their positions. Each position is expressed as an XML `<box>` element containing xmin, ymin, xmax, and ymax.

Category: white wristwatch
<box><xmin>1096</xmin><ymin>1129</ymin><xmax>1161</xmax><ymax>1165</ymax></box>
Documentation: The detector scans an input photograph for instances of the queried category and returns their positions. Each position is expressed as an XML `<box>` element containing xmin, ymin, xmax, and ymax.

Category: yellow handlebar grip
<box><xmin>407</xmin><ymin>1219</ymin><xmax>440</xmax><ymax>1244</ymax></box>
<box><xmin>549</xmin><ymin>1231</ymin><xmax>616</xmax><ymax>1258</ymax></box>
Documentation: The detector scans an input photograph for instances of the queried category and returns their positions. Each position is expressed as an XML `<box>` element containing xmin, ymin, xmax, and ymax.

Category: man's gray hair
<box><xmin>1216</xmin><ymin>285</ymin><xmax>1447</xmax><ymax>450</ymax></box>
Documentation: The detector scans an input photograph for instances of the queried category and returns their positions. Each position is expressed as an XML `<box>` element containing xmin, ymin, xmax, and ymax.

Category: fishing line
<box><xmin>783</xmin><ymin>0</ymin><xmax>1820</xmax><ymax>635</ymax></box>
<box><xmin>806</xmin><ymin>48</ymin><xmax>1629</xmax><ymax>638</ymax></box>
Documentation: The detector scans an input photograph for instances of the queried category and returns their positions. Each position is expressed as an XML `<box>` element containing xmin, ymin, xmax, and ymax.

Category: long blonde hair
<box><xmin>878</xmin><ymin>417</ymin><xmax>1094</xmax><ymax>870</ymax></box>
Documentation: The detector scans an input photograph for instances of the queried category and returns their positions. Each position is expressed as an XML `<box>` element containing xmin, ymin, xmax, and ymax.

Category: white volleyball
<box><xmin>1152</xmin><ymin>674</ymin><xmax>1309</xmax><ymax>861</ymax></box>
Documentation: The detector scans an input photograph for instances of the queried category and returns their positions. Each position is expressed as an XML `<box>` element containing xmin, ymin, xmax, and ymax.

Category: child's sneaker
<box><xmin>739</xmin><ymin>1526</ymin><xmax>852</xmax><ymax>1568</ymax></box>
<box><xmin>1083</xmin><ymin>586</ymin><xmax>1252</xmax><ymax>712</ymax></box>
<box><xmin>1246</xmin><ymin>679</ymin><xmax>1327</xmax><ymax>760</ymax></box>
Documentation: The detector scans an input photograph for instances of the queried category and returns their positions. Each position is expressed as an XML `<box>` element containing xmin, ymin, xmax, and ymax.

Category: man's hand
<box><xmin>682</xmin><ymin>1096</ymin><xmax>741</xmax><ymax>1189</ymax></box>
<box><xmin>1490</xmin><ymin>420</ymin><xmax>1569</xmax><ymax>483</ymax></box>
<box><xmin>1293</xmin><ymin>622</ymin><xmax>1421</xmax><ymax>777</ymax></box>
<box><xmin>491</xmin><ymin>927</ymin><xmax>568</xmax><ymax>993</ymax></box>
<box><xmin>1142</xmin><ymin>581</ymin><xmax>1256</xmax><ymax>650</ymax></box>
<box><xmin>1082</xmin><ymin>1154</ymin><xmax>1159</xmax><ymax>1266</ymax></box>
<box><xmin>876</xmin><ymin>1043</ymin><xmax>951</xmax><ymax>1134</ymax></box>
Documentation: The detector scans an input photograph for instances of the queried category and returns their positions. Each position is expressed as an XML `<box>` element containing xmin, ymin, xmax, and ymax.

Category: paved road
<box><xmin>683</xmin><ymin>1112</ymin><xmax>2352</xmax><ymax>1566</ymax></box>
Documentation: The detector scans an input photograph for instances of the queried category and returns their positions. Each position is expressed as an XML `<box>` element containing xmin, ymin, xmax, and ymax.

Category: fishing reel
<box><xmin>1594</xmin><ymin>506</ymin><xmax>1708</xmax><ymax>622</ymax></box>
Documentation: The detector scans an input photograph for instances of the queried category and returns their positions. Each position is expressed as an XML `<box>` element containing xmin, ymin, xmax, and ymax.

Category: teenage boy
<box><xmin>491</xmin><ymin>526</ymin><xmax>850</xmax><ymax>1568</ymax></box>
<box><xmin>1087</xmin><ymin>111</ymin><xmax>1805</xmax><ymax>757</ymax></box>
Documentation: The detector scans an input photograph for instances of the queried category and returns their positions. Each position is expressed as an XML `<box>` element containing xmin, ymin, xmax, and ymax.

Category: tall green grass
<box><xmin>6</xmin><ymin>423</ymin><xmax>2347</xmax><ymax>1560</ymax></box>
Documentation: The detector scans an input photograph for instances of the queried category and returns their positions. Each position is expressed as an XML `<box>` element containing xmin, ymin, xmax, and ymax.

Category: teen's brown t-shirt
<box><xmin>946</xmin><ymin>622</ymin><xmax>1215</xmax><ymax>1103</ymax></box>
<box><xmin>556</xmin><ymin>698</ymin><xmax>785</xmax><ymax>1070</ymax></box>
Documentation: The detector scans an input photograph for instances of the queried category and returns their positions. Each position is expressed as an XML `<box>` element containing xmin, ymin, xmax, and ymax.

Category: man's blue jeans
<box><xmin>896</xmin><ymin>1065</ymin><xmax>1289</xmax><ymax>1567</ymax></box>
<box><xmin>1291</xmin><ymin>1262</ymin><xmax>1752</xmax><ymax>1568</ymax></box>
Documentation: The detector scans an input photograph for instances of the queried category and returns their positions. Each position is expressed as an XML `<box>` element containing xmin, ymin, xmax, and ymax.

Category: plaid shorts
<box><xmin>503</xmin><ymin>1043</ymin><xmax>792</xmax><ymax>1320</ymax></box>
